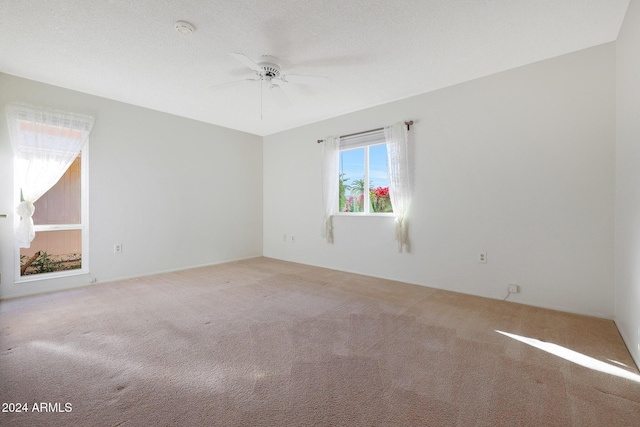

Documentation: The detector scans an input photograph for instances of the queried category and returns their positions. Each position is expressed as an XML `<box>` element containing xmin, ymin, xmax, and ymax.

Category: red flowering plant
<box><xmin>339</xmin><ymin>176</ymin><xmax>392</xmax><ymax>213</ymax></box>
<box><xmin>370</xmin><ymin>186</ymin><xmax>392</xmax><ymax>213</ymax></box>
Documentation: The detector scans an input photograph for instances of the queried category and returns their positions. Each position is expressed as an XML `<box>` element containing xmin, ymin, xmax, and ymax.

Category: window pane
<box><xmin>339</xmin><ymin>148</ymin><xmax>365</xmax><ymax>212</ymax></box>
<box><xmin>20</xmin><ymin>230</ymin><xmax>82</xmax><ymax>276</ymax></box>
<box><xmin>32</xmin><ymin>156</ymin><xmax>81</xmax><ymax>225</ymax></box>
<box><xmin>369</xmin><ymin>144</ymin><xmax>392</xmax><ymax>213</ymax></box>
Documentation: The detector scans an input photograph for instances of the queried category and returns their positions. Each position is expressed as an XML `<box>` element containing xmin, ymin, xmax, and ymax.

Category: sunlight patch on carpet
<box><xmin>496</xmin><ymin>330</ymin><xmax>640</xmax><ymax>383</ymax></box>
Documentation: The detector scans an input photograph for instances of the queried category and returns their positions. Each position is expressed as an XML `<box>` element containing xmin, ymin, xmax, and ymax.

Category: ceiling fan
<box><xmin>212</xmin><ymin>53</ymin><xmax>331</xmax><ymax>110</ymax></box>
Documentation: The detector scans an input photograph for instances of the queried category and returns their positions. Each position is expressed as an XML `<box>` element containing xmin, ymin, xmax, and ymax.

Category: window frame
<box><xmin>336</xmin><ymin>131</ymin><xmax>394</xmax><ymax>216</ymax></box>
<box><xmin>14</xmin><ymin>144</ymin><xmax>89</xmax><ymax>282</ymax></box>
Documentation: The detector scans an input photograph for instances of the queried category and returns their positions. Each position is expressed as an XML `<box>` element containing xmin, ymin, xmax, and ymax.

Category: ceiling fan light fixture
<box><xmin>174</xmin><ymin>21</ymin><xmax>195</xmax><ymax>36</ymax></box>
<box><xmin>213</xmin><ymin>52</ymin><xmax>331</xmax><ymax>114</ymax></box>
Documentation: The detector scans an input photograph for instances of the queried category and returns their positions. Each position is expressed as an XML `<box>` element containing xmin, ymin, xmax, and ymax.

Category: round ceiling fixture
<box><xmin>174</xmin><ymin>21</ymin><xmax>195</xmax><ymax>36</ymax></box>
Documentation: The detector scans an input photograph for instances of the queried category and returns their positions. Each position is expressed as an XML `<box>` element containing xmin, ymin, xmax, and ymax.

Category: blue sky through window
<box><xmin>339</xmin><ymin>148</ymin><xmax>364</xmax><ymax>185</ymax></box>
<box><xmin>339</xmin><ymin>144</ymin><xmax>389</xmax><ymax>188</ymax></box>
<box><xmin>369</xmin><ymin>144</ymin><xmax>389</xmax><ymax>188</ymax></box>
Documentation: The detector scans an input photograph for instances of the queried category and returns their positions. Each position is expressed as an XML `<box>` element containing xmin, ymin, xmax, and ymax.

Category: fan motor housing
<box><xmin>257</xmin><ymin>55</ymin><xmax>281</xmax><ymax>78</ymax></box>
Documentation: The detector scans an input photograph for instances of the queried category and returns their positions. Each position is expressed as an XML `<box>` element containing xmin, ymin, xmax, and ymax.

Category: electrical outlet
<box><xmin>114</xmin><ymin>243</ymin><xmax>122</xmax><ymax>254</ymax></box>
<box><xmin>478</xmin><ymin>252</ymin><xmax>487</xmax><ymax>263</ymax></box>
<box><xmin>508</xmin><ymin>284</ymin><xmax>519</xmax><ymax>293</ymax></box>
<box><xmin>291</xmin><ymin>235</ymin><xmax>295</xmax><ymax>243</ymax></box>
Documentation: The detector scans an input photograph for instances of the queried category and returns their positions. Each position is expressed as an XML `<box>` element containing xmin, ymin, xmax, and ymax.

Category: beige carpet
<box><xmin>1</xmin><ymin>257</ymin><xmax>639</xmax><ymax>426</ymax></box>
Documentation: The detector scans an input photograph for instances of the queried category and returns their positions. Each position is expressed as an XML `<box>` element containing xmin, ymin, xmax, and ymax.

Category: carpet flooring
<box><xmin>1</xmin><ymin>257</ymin><xmax>639</xmax><ymax>426</ymax></box>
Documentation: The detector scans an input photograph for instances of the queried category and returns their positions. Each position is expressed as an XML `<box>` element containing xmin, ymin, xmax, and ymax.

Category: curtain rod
<box><xmin>316</xmin><ymin>120</ymin><xmax>413</xmax><ymax>143</ymax></box>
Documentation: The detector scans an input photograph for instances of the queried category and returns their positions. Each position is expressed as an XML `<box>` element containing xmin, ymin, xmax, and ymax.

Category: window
<box><xmin>321</xmin><ymin>121</ymin><xmax>410</xmax><ymax>250</ymax></box>
<box><xmin>7</xmin><ymin>103</ymin><xmax>94</xmax><ymax>280</ymax></box>
<box><xmin>338</xmin><ymin>131</ymin><xmax>392</xmax><ymax>214</ymax></box>
<box><xmin>19</xmin><ymin>150</ymin><xmax>88</xmax><ymax>277</ymax></box>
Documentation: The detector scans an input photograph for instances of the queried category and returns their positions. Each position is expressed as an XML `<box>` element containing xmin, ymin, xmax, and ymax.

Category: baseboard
<box><xmin>0</xmin><ymin>255</ymin><xmax>262</xmax><ymax>301</ymax></box>
<box><xmin>95</xmin><ymin>254</ymin><xmax>262</xmax><ymax>286</ymax></box>
<box><xmin>262</xmin><ymin>256</ymin><xmax>615</xmax><ymax>321</ymax></box>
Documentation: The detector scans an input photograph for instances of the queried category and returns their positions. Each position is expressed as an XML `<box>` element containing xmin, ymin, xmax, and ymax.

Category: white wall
<box><xmin>0</xmin><ymin>29</ymin><xmax>627</xmax><ymax>353</ymax></box>
<box><xmin>0</xmin><ymin>73</ymin><xmax>263</xmax><ymax>299</ymax></box>
<box><xmin>264</xmin><ymin>43</ymin><xmax>616</xmax><ymax>318</ymax></box>
<box><xmin>615</xmin><ymin>0</ymin><xmax>640</xmax><ymax>368</ymax></box>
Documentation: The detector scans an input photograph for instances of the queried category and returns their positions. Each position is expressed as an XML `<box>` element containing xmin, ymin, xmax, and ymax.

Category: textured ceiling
<box><xmin>0</xmin><ymin>0</ymin><xmax>631</xmax><ymax>136</ymax></box>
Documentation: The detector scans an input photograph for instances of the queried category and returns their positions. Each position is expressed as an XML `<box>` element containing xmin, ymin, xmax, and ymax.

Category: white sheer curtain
<box><xmin>320</xmin><ymin>136</ymin><xmax>340</xmax><ymax>243</ymax></box>
<box><xmin>7</xmin><ymin>103</ymin><xmax>95</xmax><ymax>248</ymax></box>
<box><xmin>385</xmin><ymin>122</ymin><xmax>411</xmax><ymax>252</ymax></box>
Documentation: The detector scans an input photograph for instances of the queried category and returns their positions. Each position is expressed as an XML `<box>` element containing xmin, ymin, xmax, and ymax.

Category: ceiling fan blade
<box><xmin>269</xmin><ymin>84</ymin><xmax>292</xmax><ymax>108</ymax></box>
<box><xmin>282</xmin><ymin>74</ymin><xmax>330</xmax><ymax>86</ymax></box>
<box><xmin>210</xmin><ymin>78</ymin><xmax>256</xmax><ymax>91</ymax></box>
<box><xmin>229</xmin><ymin>52</ymin><xmax>262</xmax><ymax>73</ymax></box>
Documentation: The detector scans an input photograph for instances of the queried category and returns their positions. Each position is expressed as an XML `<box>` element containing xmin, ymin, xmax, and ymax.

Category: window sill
<box><xmin>15</xmin><ymin>268</ymin><xmax>89</xmax><ymax>284</ymax></box>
